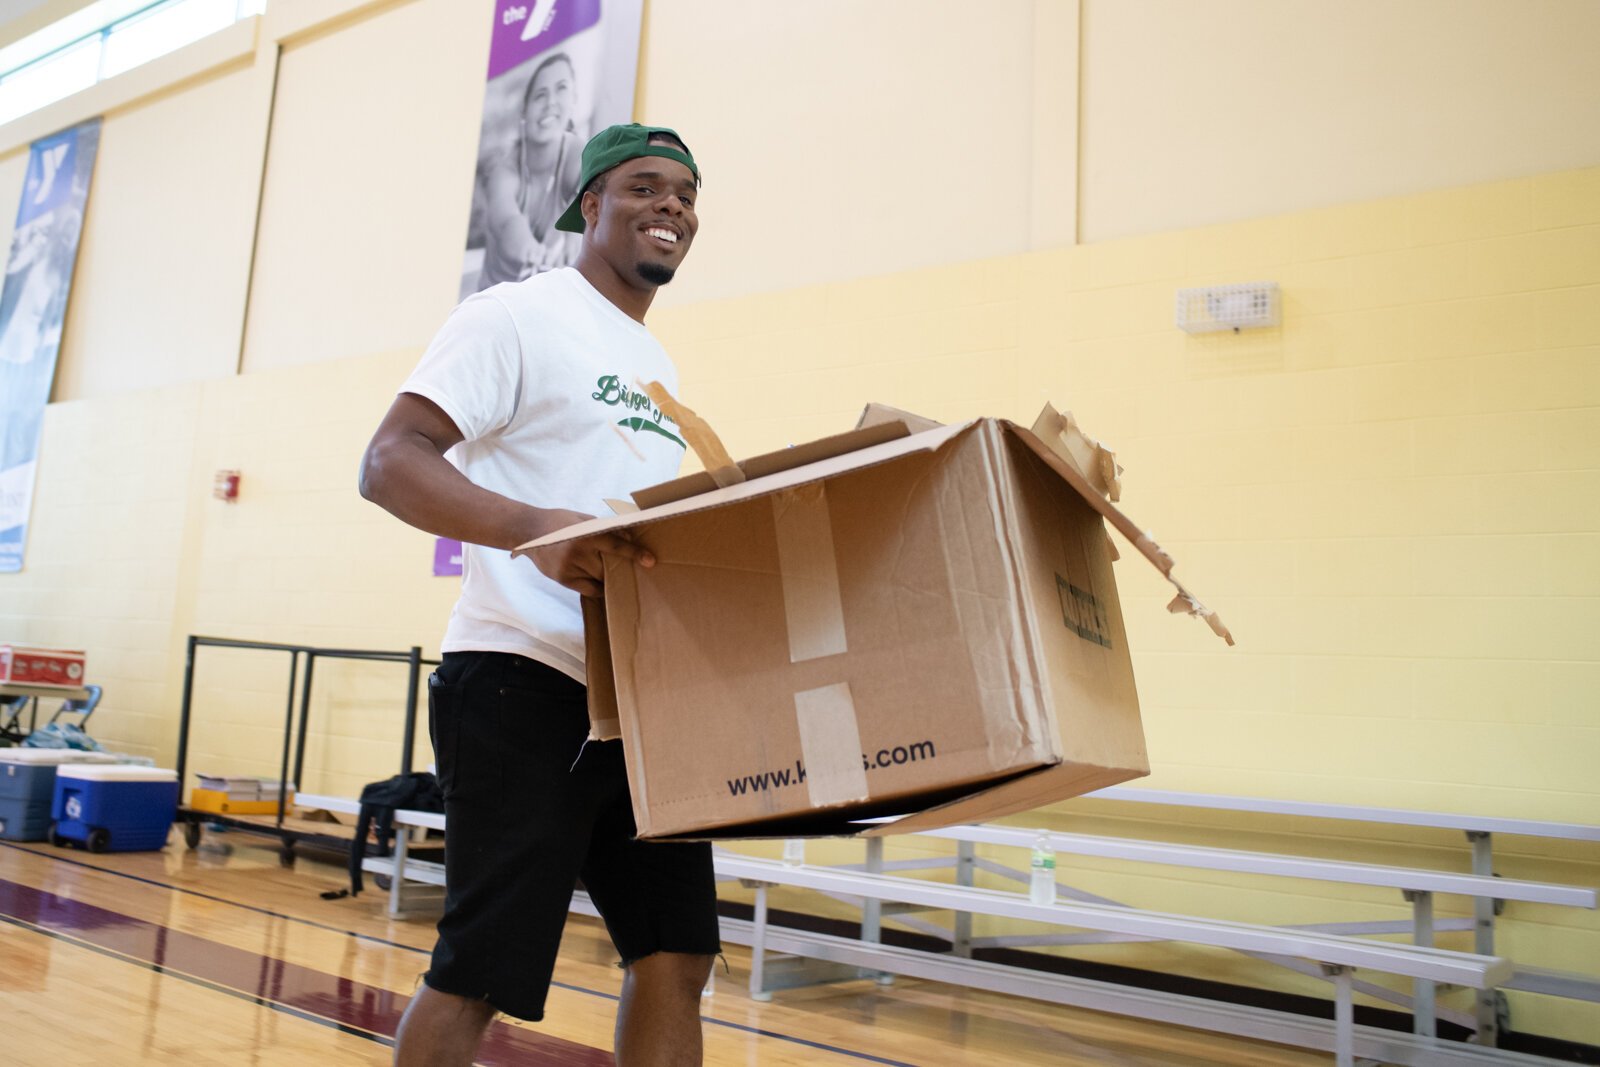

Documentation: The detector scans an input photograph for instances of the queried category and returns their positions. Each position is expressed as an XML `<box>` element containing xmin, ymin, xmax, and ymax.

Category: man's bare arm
<box><xmin>358</xmin><ymin>392</ymin><xmax>650</xmax><ymax>596</ymax></box>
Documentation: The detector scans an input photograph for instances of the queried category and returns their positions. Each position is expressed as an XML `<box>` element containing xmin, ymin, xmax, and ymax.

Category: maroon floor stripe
<box><xmin>0</xmin><ymin>877</ymin><xmax>613</xmax><ymax>1066</ymax></box>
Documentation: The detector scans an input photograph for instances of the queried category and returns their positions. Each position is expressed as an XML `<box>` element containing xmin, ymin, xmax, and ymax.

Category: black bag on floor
<box><xmin>348</xmin><ymin>771</ymin><xmax>444</xmax><ymax>895</ymax></box>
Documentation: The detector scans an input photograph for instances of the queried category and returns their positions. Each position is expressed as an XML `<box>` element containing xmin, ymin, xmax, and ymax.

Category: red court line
<box><xmin>0</xmin><ymin>876</ymin><xmax>612</xmax><ymax>1066</ymax></box>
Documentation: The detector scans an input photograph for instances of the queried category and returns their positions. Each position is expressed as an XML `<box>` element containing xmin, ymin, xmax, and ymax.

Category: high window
<box><xmin>0</xmin><ymin>0</ymin><xmax>266</xmax><ymax>126</ymax></box>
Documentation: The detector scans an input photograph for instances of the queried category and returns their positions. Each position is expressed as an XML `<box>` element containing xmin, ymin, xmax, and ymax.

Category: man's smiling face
<box><xmin>581</xmin><ymin>150</ymin><xmax>699</xmax><ymax>288</ymax></box>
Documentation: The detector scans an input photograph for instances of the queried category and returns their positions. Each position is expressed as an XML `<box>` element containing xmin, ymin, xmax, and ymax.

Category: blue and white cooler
<box><xmin>0</xmin><ymin>750</ymin><xmax>118</xmax><ymax>842</ymax></box>
<box><xmin>51</xmin><ymin>764</ymin><xmax>179</xmax><ymax>852</ymax></box>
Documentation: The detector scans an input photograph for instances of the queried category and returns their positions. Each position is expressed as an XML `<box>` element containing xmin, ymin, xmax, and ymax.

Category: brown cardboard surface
<box><xmin>519</xmin><ymin>411</ymin><xmax>1213</xmax><ymax>839</ymax></box>
<box><xmin>855</xmin><ymin>402</ymin><xmax>943</xmax><ymax>434</ymax></box>
<box><xmin>1030</xmin><ymin>402</ymin><xmax>1123</xmax><ymax>502</ymax></box>
<box><xmin>639</xmin><ymin>380</ymin><xmax>744</xmax><ymax>488</ymax></box>
<box><xmin>600</xmin><ymin>431</ymin><xmax>1061</xmax><ymax>836</ymax></box>
<box><xmin>632</xmin><ymin>421</ymin><xmax>911</xmax><ymax>510</ymax></box>
<box><xmin>870</xmin><ymin>762</ymin><xmax>1138</xmax><ymax>836</ymax></box>
<box><xmin>521</xmin><ymin>420</ymin><xmax>975</xmax><ymax>552</ymax></box>
<box><xmin>1014</xmin><ymin>408</ymin><xmax>1233</xmax><ymax>645</ymax></box>
<box><xmin>581</xmin><ymin>596</ymin><xmax>621</xmax><ymax>740</ymax></box>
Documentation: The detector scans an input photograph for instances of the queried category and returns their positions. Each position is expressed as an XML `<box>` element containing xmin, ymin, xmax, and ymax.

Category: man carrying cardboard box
<box><xmin>360</xmin><ymin>124</ymin><xmax>718</xmax><ymax>1067</ymax></box>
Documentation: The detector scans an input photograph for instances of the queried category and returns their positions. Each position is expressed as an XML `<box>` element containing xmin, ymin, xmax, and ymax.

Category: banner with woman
<box><xmin>458</xmin><ymin>0</ymin><xmax>645</xmax><ymax>298</ymax></box>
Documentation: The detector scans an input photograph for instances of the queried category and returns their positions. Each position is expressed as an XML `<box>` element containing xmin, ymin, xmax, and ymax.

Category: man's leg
<box><xmin>576</xmin><ymin>740</ymin><xmax>721</xmax><ymax>1067</ymax></box>
<box><xmin>394</xmin><ymin>984</ymin><xmax>496</xmax><ymax>1066</ymax></box>
<box><xmin>406</xmin><ymin>653</ymin><xmax>598</xmax><ymax>1061</ymax></box>
<box><xmin>614</xmin><ymin>951</ymin><xmax>716</xmax><ymax>1067</ymax></box>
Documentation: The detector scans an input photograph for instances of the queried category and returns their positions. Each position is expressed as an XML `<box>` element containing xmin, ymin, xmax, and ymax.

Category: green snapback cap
<box><xmin>554</xmin><ymin>123</ymin><xmax>700</xmax><ymax>234</ymax></box>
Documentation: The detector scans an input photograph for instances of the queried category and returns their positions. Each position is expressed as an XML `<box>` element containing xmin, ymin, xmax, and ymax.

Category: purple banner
<box><xmin>460</xmin><ymin>1</ymin><xmax>644</xmax><ymax>298</ymax></box>
<box><xmin>487</xmin><ymin>0</ymin><xmax>603</xmax><ymax>80</ymax></box>
<box><xmin>433</xmin><ymin>537</ymin><xmax>463</xmax><ymax>577</ymax></box>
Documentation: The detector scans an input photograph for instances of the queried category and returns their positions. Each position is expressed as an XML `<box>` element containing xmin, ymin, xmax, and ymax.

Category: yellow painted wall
<box><xmin>180</xmin><ymin>346</ymin><xmax>457</xmax><ymax>797</ymax></box>
<box><xmin>1079</xmin><ymin>0</ymin><xmax>1600</xmax><ymax>242</ymax></box>
<box><xmin>638</xmin><ymin>0</ymin><xmax>1062</xmax><ymax>306</ymax></box>
<box><xmin>239</xmin><ymin>0</ymin><xmax>487</xmax><ymax>374</ymax></box>
<box><xmin>237</xmin><ymin>0</ymin><xmax>1082</xmax><ymax>356</ymax></box>
<box><xmin>0</xmin><ymin>0</ymin><xmax>1596</xmax><ymax>1047</ymax></box>
<box><xmin>8</xmin><ymin>382</ymin><xmax>203</xmax><ymax>761</ymax></box>
<box><xmin>53</xmin><ymin>61</ymin><xmax>262</xmax><ymax>400</ymax></box>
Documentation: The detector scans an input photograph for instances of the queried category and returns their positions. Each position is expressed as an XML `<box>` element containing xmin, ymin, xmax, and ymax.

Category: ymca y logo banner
<box><xmin>0</xmin><ymin>118</ymin><xmax>100</xmax><ymax>574</ymax></box>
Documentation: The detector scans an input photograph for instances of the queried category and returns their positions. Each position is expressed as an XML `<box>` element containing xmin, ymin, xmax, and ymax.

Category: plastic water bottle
<box><xmin>701</xmin><ymin>969</ymin><xmax>714</xmax><ymax>998</ymax></box>
<box><xmin>782</xmin><ymin>838</ymin><xmax>805</xmax><ymax>867</ymax></box>
<box><xmin>1029</xmin><ymin>832</ymin><xmax>1056</xmax><ymax>905</ymax></box>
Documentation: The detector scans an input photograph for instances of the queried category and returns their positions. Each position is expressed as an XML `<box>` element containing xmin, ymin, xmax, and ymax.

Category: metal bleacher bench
<box><xmin>290</xmin><ymin>789</ymin><xmax>1598</xmax><ymax>1067</ymax></box>
<box><xmin>1083</xmin><ymin>788</ymin><xmax>1600</xmax><ymax>1033</ymax></box>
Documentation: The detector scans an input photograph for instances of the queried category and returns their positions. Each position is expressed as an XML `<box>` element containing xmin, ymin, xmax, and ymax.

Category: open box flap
<box><xmin>863</xmin><ymin>760</ymin><xmax>1147</xmax><ymax>836</ymax></box>
<box><xmin>514</xmin><ymin>419</ymin><xmax>980</xmax><ymax>561</ymax></box>
<box><xmin>855</xmin><ymin>401</ymin><xmax>944</xmax><ymax>434</ymax></box>
<box><xmin>519</xmin><ymin>404</ymin><xmax>1229</xmax><ymax>645</ymax></box>
<box><xmin>1029</xmin><ymin>403</ymin><xmax>1122</xmax><ymax>502</ymax></box>
<box><xmin>632</xmin><ymin>420</ymin><xmax>912</xmax><ymax>510</ymax></box>
<box><xmin>1009</xmin><ymin>408</ymin><xmax>1233</xmax><ymax>646</ymax></box>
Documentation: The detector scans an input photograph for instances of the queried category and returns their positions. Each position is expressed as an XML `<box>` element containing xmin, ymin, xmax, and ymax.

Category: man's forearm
<box><xmin>360</xmin><ymin>433</ymin><xmax>555</xmax><ymax>551</ymax></box>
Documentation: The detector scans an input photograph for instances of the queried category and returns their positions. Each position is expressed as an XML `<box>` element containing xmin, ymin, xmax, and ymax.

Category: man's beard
<box><xmin>636</xmin><ymin>261</ymin><xmax>675</xmax><ymax>286</ymax></box>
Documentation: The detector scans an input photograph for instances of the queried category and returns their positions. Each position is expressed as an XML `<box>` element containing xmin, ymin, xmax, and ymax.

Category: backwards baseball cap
<box><xmin>553</xmin><ymin>123</ymin><xmax>700</xmax><ymax>234</ymax></box>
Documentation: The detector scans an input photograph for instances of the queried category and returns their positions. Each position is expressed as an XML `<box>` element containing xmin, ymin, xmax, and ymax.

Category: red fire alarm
<box><xmin>213</xmin><ymin>470</ymin><xmax>241</xmax><ymax>502</ymax></box>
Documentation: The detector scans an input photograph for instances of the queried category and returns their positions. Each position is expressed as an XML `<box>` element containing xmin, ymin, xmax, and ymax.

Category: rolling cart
<box><xmin>171</xmin><ymin>635</ymin><xmax>436</xmax><ymax>865</ymax></box>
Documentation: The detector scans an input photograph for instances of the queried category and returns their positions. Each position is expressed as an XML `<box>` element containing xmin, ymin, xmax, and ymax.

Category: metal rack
<box><xmin>172</xmin><ymin>634</ymin><xmax>435</xmax><ymax>862</ymax></box>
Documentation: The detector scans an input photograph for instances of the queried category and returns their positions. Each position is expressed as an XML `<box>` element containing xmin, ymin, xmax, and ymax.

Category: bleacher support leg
<box><xmin>750</xmin><ymin>883</ymin><xmax>772</xmax><ymax>1002</ymax></box>
<box><xmin>863</xmin><ymin>837</ymin><xmax>883</xmax><ymax>942</ymax></box>
<box><xmin>1469</xmin><ymin>831</ymin><xmax>1500</xmax><ymax>1046</ymax></box>
<box><xmin>863</xmin><ymin>838</ymin><xmax>892</xmax><ymax>985</ymax></box>
<box><xmin>1404</xmin><ymin>889</ymin><xmax>1435</xmax><ymax>1038</ymax></box>
<box><xmin>1323</xmin><ymin>964</ymin><xmax>1355</xmax><ymax>1067</ymax></box>
<box><xmin>953</xmin><ymin>840</ymin><xmax>975</xmax><ymax>959</ymax></box>
<box><xmin>387</xmin><ymin>827</ymin><xmax>410</xmax><ymax>919</ymax></box>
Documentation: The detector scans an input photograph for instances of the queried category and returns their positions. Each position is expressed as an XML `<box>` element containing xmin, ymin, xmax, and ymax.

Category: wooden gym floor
<box><xmin>0</xmin><ymin>831</ymin><xmax>1330</xmax><ymax>1065</ymax></box>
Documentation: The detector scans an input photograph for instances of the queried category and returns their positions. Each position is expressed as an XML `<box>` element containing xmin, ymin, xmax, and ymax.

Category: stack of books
<box><xmin>190</xmin><ymin>774</ymin><xmax>295</xmax><ymax>815</ymax></box>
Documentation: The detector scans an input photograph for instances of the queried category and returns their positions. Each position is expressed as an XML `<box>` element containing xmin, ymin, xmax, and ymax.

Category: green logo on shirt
<box><xmin>592</xmin><ymin>375</ymin><xmax>686</xmax><ymax>449</ymax></box>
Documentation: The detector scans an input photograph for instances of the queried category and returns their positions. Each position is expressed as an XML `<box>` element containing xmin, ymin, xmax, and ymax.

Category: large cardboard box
<box><xmin>522</xmin><ymin>405</ymin><xmax>1225</xmax><ymax>840</ymax></box>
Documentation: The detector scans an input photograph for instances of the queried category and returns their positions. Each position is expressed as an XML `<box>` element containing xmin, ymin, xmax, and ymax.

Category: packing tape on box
<box><xmin>641</xmin><ymin>379</ymin><xmax>745</xmax><ymax>488</ymax></box>
<box><xmin>773</xmin><ymin>484</ymin><xmax>870</xmax><ymax>805</ymax></box>
<box><xmin>793</xmin><ymin>682</ymin><xmax>869</xmax><ymax>807</ymax></box>
<box><xmin>772</xmin><ymin>484</ymin><xmax>848</xmax><ymax>662</ymax></box>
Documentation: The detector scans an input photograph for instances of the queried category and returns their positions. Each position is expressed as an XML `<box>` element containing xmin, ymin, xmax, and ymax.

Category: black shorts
<box><xmin>422</xmin><ymin>651</ymin><xmax>720</xmax><ymax>1021</ymax></box>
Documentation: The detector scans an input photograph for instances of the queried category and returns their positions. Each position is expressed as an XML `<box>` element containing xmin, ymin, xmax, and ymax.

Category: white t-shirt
<box><xmin>400</xmin><ymin>267</ymin><xmax>685</xmax><ymax>682</ymax></box>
